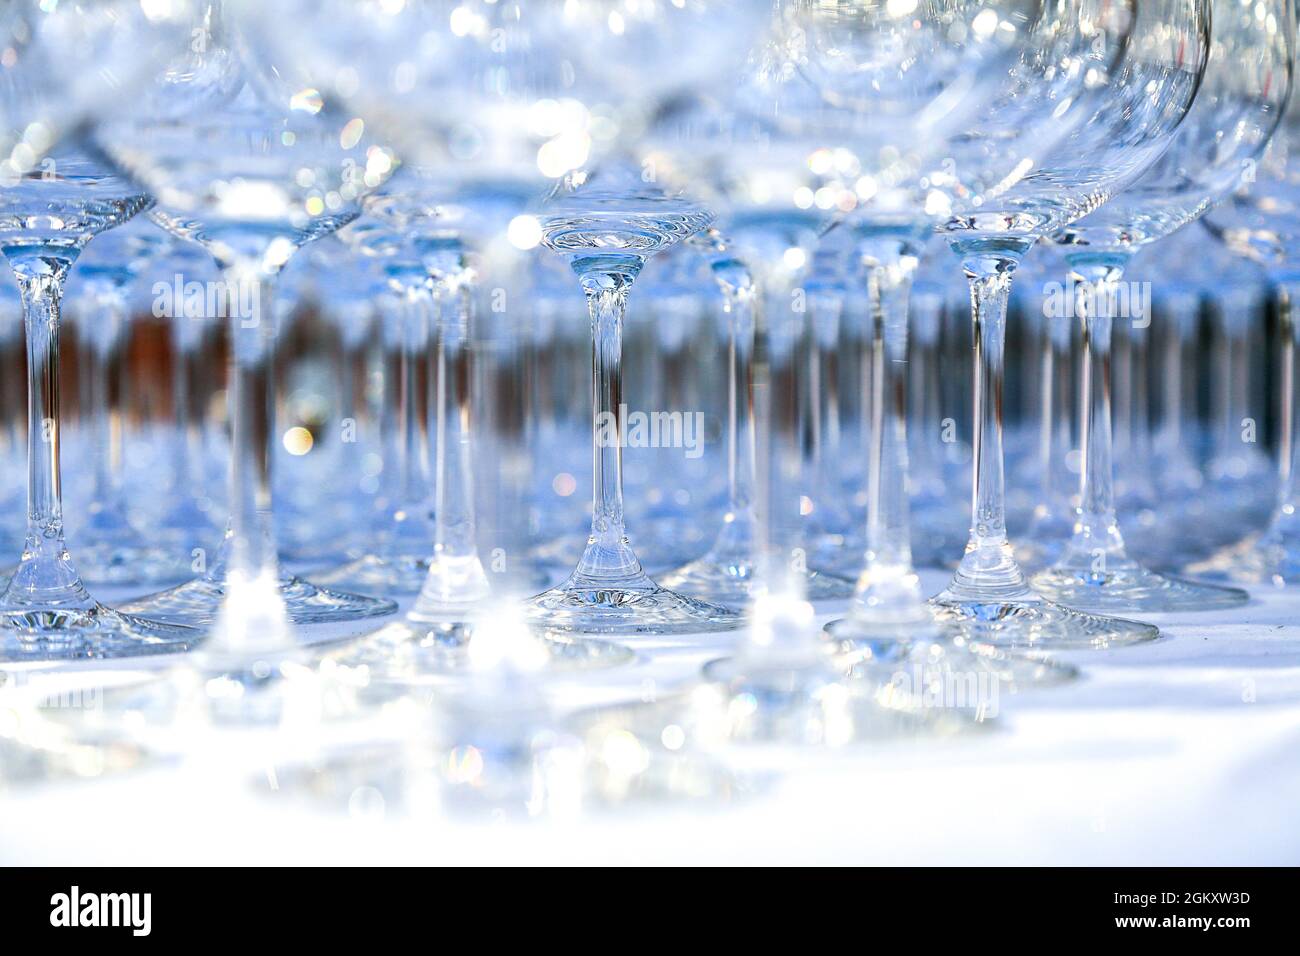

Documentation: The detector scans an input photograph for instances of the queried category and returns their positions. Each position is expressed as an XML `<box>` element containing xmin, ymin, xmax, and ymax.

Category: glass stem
<box><xmin>851</xmin><ymin>240</ymin><xmax>928</xmax><ymax>626</ymax></box>
<box><xmin>943</xmin><ymin>251</ymin><xmax>1028</xmax><ymax>601</ymax></box>
<box><xmin>217</xmin><ymin>269</ymin><xmax>281</xmax><ymax>587</ymax></box>
<box><xmin>700</xmin><ymin>240</ymin><xmax>758</xmax><ymax>562</ymax></box>
<box><xmin>4</xmin><ymin>254</ymin><xmax>91</xmax><ymax>608</ymax></box>
<box><xmin>1264</xmin><ymin>282</ymin><xmax>1300</xmax><ymax>542</ymax></box>
<box><xmin>745</xmin><ymin>275</ymin><xmax>822</xmax><ymax>658</ymax></box>
<box><xmin>1053</xmin><ymin>257</ymin><xmax>1132</xmax><ymax>576</ymax></box>
<box><xmin>756</xmin><ymin>274</ymin><xmax>813</xmax><ymax>603</ymax></box>
<box><xmin>568</xmin><ymin>260</ymin><xmax>648</xmax><ymax>588</ymax></box>
<box><xmin>589</xmin><ymin>282</ymin><xmax>630</xmax><ymax>553</ymax></box>
<box><xmin>412</xmin><ymin>273</ymin><xmax>490</xmax><ymax>615</ymax></box>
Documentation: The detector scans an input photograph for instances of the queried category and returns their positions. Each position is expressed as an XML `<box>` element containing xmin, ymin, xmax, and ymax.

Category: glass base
<box><xmin>1031</xmin><ymin>561</ymin><xmax>1248</xmax><ymax>613</ymax></box>
<box><xmin>929</xmin><ymin>589</ymin><xmax>1159</xmax><ymax>650</ymax></box>
<box><xmin>335</xmin><ymin>616</ymin><xmax>633</xmax><ymax>682</ymax></box>
<box><xmin>117</xmin><ymin>574</ymin><xmax>396</xmax><ymax>627</ymax></box>
<box><xmin>525</xmin><ymin>576</ymin><xmax>742</xmax><ymax>636</ymax></box>
<box><xmin>658</xmin><ymin>556</ymin><xmax>853</xmax><ymax>608</ymax></box>
<box><xmin>0</xmin><ymin>603</ymin><xmax>198</xmax><ymax>663</ymax></box>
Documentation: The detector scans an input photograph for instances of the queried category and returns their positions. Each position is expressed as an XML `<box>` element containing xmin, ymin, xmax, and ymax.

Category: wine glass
<box><xmin>1028</xmin><ymin>0</ymin><xmax>1293</xmax><ymax>613</ymax></box>
<box><xmin>1189</xmin><ymin>57</ymin><xmax>1300</xmax><ymax>585</ymax></box>
<box><xmin>230</xmin><ymin>2</ymin><xmax>632</xmax><ymax>662</ymax></box>
<box><xmin>591</xmin><ymin>3</ymin><xmax>1087</xmax><ymax>702</ymax></box>
<box><xmin>0</xmin><ymin>143</ymin><xmax>204</xmax><ymax>661</ymax></box>
<box><xmin>95</xmin><ymin>3</ymin><xmax>400</xmax><ymax>657</ymax></box>
<box><xmin>746</xmin><ymin>0</ymin><xmax>1202</xmax><ymax>654</ymax></box>
<box><xmin>0</xmin><ymin>2</ymin><xmax>201</xmax><ymax>661</ymax></box>
<box><xmin>517</xmin><ymin>0</ymin><xmax>780</xmax><ymax>635</ymax></box>
<box><xmin>247</xmin><ymin>0</ymin><xmax>773</xmax><ymax>636</ymax></box>
<box><xmin>645</xmin><ymin>0</ymin><xmax>1039</xmax><ymax>608</ymax></box>
<box><xmin>922</xmin><ymin>0</ymin><xmax>1213</xmax><ymax>649</ymax></box>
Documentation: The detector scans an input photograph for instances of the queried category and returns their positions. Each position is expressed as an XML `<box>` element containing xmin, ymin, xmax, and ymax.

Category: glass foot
<box><xmin>659</xmin><ymin>556</ymin><xmax>853</xmax><ymax>608</ymax></box>
<box><xmin>525</xmin><ymin>576</ymin><xmax>742</xmax><ymax>636</ymax></box>
<box><xmin>1031</xmin><ymin>561</ymin><xmax>1248</xmax><ymax>613</ymax></box>
<box><xmin>0</xmin><ymin>603</ymin><xmax>198</xmax><ymax>663</ymax></box>
<box><xmin>117</xmin><ymin>574</ymin><xmax>397</xmax><ymax>627</ymax></box>
<box><xmin>929</xmin><ymin>589</ymin><xmax>1159</xmax><ymax>650</ymax></box>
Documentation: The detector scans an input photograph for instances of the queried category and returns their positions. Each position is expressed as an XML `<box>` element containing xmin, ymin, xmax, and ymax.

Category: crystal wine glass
<box><xmin>0</xmin><ymin>1</ymin><xmax>200</xmax><ymax>661</ymax></box>
<box><xmin>1189</xmin><ymin>59</ymin><xmax>1300</xmax><ymax>585</ymax></box>
<box><xmin>1029</xmin><ymin>0</ymin><xmax>1293</xmax><ymax>613</ymax></box>
<box><xmin>96</xmin><ymin>3</ymin><xmax>400</xmax><ymax>656</ymax></box>
<box><xmin>230</xmin><ymin>1</ymin><xmax>628</xmax><ymax>659</ymax></box>
<box><xmin>518</xmin><ymin>1</ymin><xmax>777</xmax><ymax>635</ymax></box>
<box><xmin>925</xmin><ymin>0</ymin><xmax>1212</xmax><ymax>648</ymax></box>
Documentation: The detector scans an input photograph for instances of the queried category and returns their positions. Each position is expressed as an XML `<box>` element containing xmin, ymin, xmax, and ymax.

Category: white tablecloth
<box><xmin>3</xmin><ymin>570</ymin><xmax>1299</xmax><ymax>866</ymax></box>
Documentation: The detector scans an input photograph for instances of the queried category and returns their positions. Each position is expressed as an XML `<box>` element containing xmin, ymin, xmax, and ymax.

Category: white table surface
<box><xmin>3</xmin><ymin>569</ymin><xmax>1299</xmax><ymax>866</ymax></box>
